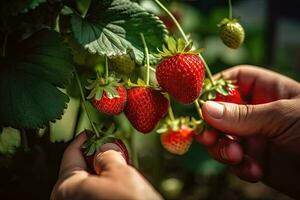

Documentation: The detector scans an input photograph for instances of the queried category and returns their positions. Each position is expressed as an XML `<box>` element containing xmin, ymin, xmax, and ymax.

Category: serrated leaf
<box><xmin>0</xmin><ymin>127</ymin><xmax>21</xmax><ymax>155</ymax></box>
<box><xmin>70</xmin><ymin>0</ymin><xmax>167</xmax><ymax>65</ymax></box>
<box><xmin>0</xmin><ymin>29</ymin><xmax>73</xmax><ymax>128</ymax></box>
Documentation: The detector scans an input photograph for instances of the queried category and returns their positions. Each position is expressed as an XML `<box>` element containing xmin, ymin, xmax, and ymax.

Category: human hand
<box><xmin>200</xmin><ymin>66</ymin><xmax>300</xmax><ymax>198</ymax></box>
<box><xmin>51</xmin><ymin>133</ymin><xmax>162</xmax><ymax>200</ymax></box>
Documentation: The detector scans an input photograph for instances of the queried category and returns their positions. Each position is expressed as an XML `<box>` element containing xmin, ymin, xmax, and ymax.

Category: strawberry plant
<box><xmin>0</xmin><ymin>0</ymin><xmax>248</xmax><ymax>198</ymax></box>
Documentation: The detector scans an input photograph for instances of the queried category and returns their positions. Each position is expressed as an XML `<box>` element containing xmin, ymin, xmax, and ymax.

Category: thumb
<box><xmin>202</xmin><ymin>100</ymin><xmax>290</xmax><ymax>137</ymax></box>
<box><xmin>93</xmin><ymin>143</ymin><xmax>127</xmax><ymax>175</ymax></box>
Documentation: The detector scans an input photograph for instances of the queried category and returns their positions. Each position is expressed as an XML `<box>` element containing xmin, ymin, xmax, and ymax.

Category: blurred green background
<box><xmin>0</xmin><ymin>0</ymin><xmax>299</xmax><ymax>199</ymax></box>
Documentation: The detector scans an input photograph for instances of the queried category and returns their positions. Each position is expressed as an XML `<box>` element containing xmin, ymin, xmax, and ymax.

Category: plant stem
<box><xmin>105</xmin><ymin>56</ymin><xmax>109</xmax><ymax>84</ymax></box>
<box><xmin>199</xmin><ymin>53</ymin><xmax>215</xmax><ymax>85</ymax></box>
<box><xmin>165</xmin><ymin>94</ymin><xmax>175</xmax><ymax>121</ymax></box>
<box><xmin>228</xmin><ymin>0</ymin><xmax>233</xmax><ymax>19</ymax></box>
<box><xmin>194</xmin><ymin>100</ymin><xmax>203</xmax><ymax>120</ymax></box>
<box><xmin>2</xmin><ymin>33</ymin><xmax>8</xmax><ymax>57</ymax></box>
<box><xmin>140</xmin><ymin>33</ymin><xmax>150</xmax><ymax>85</ymax></box>
<box><xmin>153</xmin><ymin>0</ymin><xmax>189</xmax><ymax>44</ymax></box>
<box><xmin>74</xmin><ymin>69</ymin><xmax>100</xmax><ymax>137</ymax></box>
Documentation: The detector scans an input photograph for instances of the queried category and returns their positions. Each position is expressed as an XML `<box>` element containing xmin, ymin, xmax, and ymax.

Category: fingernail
<box><xmin>205</xmin><ymin>101</ymin><xmax>224</xmax><ymax>119</ymax></box>
<box><xmin>100</xmin><ymin>143</ymin><xmax>122</xmax><ymax>153</ymax></box>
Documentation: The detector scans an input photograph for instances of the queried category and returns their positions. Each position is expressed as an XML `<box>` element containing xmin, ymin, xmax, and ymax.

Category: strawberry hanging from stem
<box><xmin>124</xmin><ymin>34</ymin><xmax>168</xmax><ymax>134</ymax></box>
<box><xmin>158</xmin><ymin>117</ymin><xmax>200</xmax><ymax>155</ymax></box>
<box><xmin>218</xmin><ymin>0</ymin><xmax>245</xmax><ymax>49</ymax></box>
<box><xmin>156</xmin><ymin>37</ymin><xmax>205</xmax><ymax>104</ymax></box>
<box><xmin>86</xmin><ymin>57</ymin><xmax>127</xmax><ymax>116</ymax></box>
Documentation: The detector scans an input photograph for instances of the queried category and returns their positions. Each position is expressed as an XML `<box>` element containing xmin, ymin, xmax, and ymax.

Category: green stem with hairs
<box><xmin>194</xmin><ymin>100</ymin><xmax>204</xmax><ymax>120</ymax></box>
<box><xmin>199</xmin><ymin>53</ymin><xmax>215</xmax><ymax>85</ymax></box>
<box><xmin>105</xmin><ymin>56</ymin><xmax>109</xmax><ymax>84</ymax></box>
<box><xmin>140</xmin><ymin>33</ymin><xmax>150</xmax><ymax>85</ymax></box>
<box><xmin>228</xmin><ymin>0</ymin><xmax>233</xmax><ymax>19</ymax></box>
<box><xmin>74</xmin><ymin>69</ymin><xmax>101</xmax><ymax>137</ymax></box>
<box><xmin>165</xmin><ymin>95</ymin><xmax>175</xmax><ymax>121</ymax></box>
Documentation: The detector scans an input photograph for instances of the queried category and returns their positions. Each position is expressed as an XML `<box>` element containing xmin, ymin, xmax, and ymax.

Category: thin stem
<box><xmin>165</xmin><ymin>94</ymin><xmax>175</xmax><ymax>121</ymax></box>
<box><xmin>2</xmin><ymin>33</ymin><xmax>8</xmax><ymax>57</ymax></box>
<box><xmin>228</xmin><ymin>0</ymin><xmax>233</xmax><ymax>19</ymax></box>
<box><xmin>105</xmin><ymin>56</ymin><xmax>109</xmax><ymax>84</ymax></box>
<box><xmin>140</xmin><ymin>33</ymin><xmax>150</xmax><ymax>85</ymax></box>
<box><xmin>199</xmin><ymin>54</ymin><xmax>215</xmax><ymax>86</ymax></box>
<box><xmin>153</xmin><ymin>0</ymin><xmax>189</xmax><ymax>44</ymax></box>
<box><xmin>194</xmin><ymin>100</ymin><xmax>204</xmax><ymax>120</ymax></box>
<box><xmin>74</xmin><ymin>69</ymin><xmax>100</xmax><ymax>137</ymax></box>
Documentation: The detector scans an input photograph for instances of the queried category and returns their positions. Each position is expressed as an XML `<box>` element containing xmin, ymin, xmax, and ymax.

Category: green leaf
<box><xmin>0</xmin><ymin>29</ymin><xmax>73</xmax><ymax>128</ymax></box>
<box><xmin>70</xmin><ymin>0</ymin><xmax>167</xmax><ymax>65</ymax></box>
<box><xmin>0</xmin><ymin>127</ymin><xmax>21</xmax><ymax>155</ymax></box>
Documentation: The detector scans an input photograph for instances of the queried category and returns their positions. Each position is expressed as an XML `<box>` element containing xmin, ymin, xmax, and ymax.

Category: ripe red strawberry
<box><xmin>156</xmin><ymin>54</ymin><xmax>205</xmax><ymax>104</ymax></box>
<box><xmin>160</xmin><ymin>125</ymin><xmax>194</xmax><ymax>155</ymax></box>
<box><xmin>124</xmin><ymin>87</ymin><xmax>168</xmax><ymax>133</ymax></box>
<box><xmin>92</xmin><ymin>85</ymin><xmax>127</xmax><ymax>115</ymax></box>
<box><xmin>214</xmin><ymin>86</ymin><xmax>243</xmax><ymax>104</ymax></box>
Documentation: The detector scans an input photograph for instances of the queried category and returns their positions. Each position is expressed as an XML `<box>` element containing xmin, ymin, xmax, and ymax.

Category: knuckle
<box><xmin>235</xmin><ymin>104</ymin><xmax>253</xmax><ymax>124</ymax></box>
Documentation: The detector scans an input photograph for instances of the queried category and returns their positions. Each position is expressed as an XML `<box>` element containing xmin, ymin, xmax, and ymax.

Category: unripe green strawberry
<box><xmin>109</xmin><ymin>55</ymin><xmax>135</xmax><ymax>75</ymax></box>
<box><xmin>219</xmin><ymin>18</ymin><xmax>245</xmax><ymax>49</ymax></box>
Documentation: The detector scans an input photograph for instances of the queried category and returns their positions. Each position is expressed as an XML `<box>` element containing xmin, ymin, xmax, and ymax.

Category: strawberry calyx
<box><xmin>156</xmin><ymin>36</ymin><xmax>204</xmax><ymax>59</ymax></box>
<box><xmin>200</xmin><ymin>78</ymin><xmax>237</xmax><ymax>101</ymax></box>
<box><xmin>157</xmin><ymin>116</ymin><xmax>202</xmax><ymax>134</ymax></box>
<box><xmin>81</xmin><ymin>123</ymin><xmax>118</xmax><ymax>156</ymax></box>
<box><xmin>217</xmin><ymin>17</ymin><xmax>240</xmax><ymax>27</ymax></box>
<box><xmin>127</xmin><ymin>78</ymin><xmax>161</xmax><ymax>90</ymax></box>
<box><xmin>86</xmin><ymin>76</ymin><xmax>122</xmax><ymax>100</ymax></box>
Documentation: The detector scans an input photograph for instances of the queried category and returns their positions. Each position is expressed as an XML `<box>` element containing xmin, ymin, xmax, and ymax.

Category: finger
<box><xmin>213</xmin><ymin>66</ymin><xmax>256</xmax><ymax>97</ymax></box>
<box><xmin>202</xmin><ymin>100</ymin><xmax>290</xmax><ymax>137</ymax></box>
<box><xmin>59</xmin><ymin>133</ymin><xmax>88</xmax><ymax>178</ymax></box>
<box><xmin>231</xmin><ymin>155</ymin><xmax>263</xmax><ymax>183</ymax></box>
<box><xmin>213</xmin><ymin>66</ymin><xmax>300</xmax><ymax>99</ymax></box>
<box><xmin>94</xmin><ymin>143</ymin><xmax>127</xmax><ymax>175</ymax></box>
<box><xmin>195</xmin><ymin>129</ymin><xmax>218</xmax><ymax>146</ymax></box>
<box><xmin>207</xmin><ymin>137</ymin><xmax>243</xmax><ymax>165</ymax></box>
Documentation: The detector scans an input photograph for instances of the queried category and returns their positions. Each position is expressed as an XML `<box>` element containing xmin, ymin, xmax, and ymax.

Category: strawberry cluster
<box><xmin>80</xmin><ymin>0</ymin><xmax>246</xmax><ymax>164</ymax></box>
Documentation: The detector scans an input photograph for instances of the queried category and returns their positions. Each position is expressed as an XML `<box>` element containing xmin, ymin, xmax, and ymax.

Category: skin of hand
<box><xmin>199</xmin><ymin>65</ymin><xmax>300</xmax><ymax>198</ymax></box>
<box><xmin>51</xmin><ymin>133</ymin><xmax>163</xmax><ymax>200</ymax></box>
